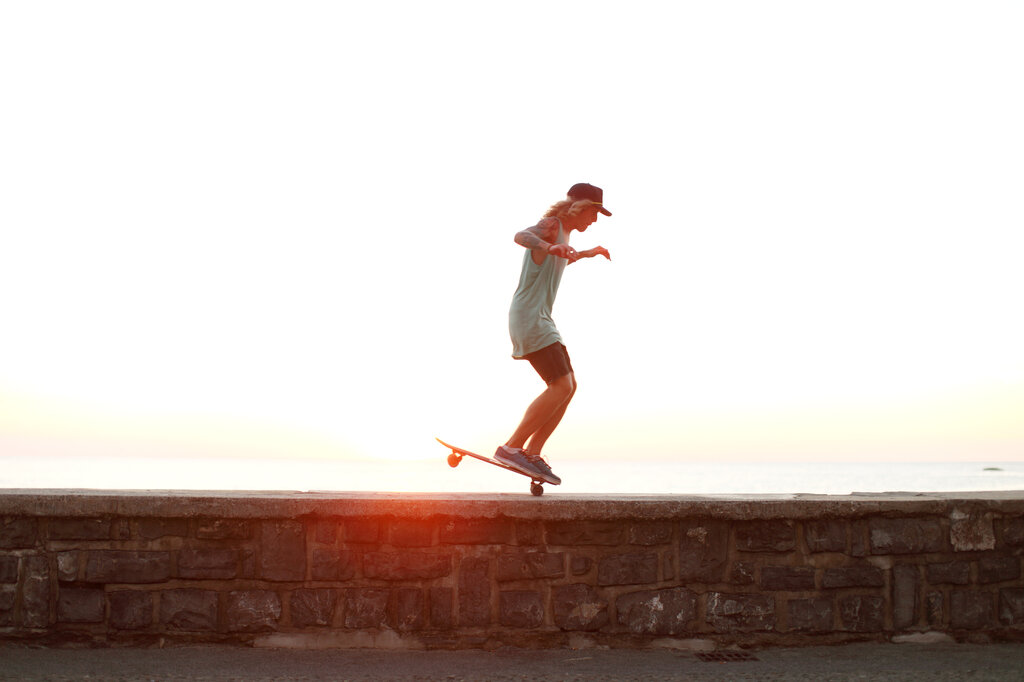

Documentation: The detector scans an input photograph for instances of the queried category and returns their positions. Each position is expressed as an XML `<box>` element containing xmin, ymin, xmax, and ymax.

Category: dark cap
<box><xmin>567</xmin><ymin>182</ymin><xmax>612</xmax><ymax>216</ymax></box>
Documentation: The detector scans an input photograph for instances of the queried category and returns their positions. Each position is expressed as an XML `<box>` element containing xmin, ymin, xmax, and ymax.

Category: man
<box><xmin>494</xmin><ymin>183</ymin><xmax>612</xmax><ymax>485</ymax></box>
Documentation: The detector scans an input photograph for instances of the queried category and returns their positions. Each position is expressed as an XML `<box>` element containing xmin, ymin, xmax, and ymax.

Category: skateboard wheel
<box><xmin>447</xmin><ymin>453</ymin><xmax>461</xmax><ymax>468</ymax></box>
<box><xmin>530</xmin><ymin>482</ymin><xmax>544</xmax><ymax>496</ymax></box>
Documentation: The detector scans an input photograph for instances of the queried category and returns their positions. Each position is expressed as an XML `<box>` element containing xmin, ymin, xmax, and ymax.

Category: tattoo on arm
<box><xmin>514</xmin><ymin>218</ymin><xmax>556</xmax><ymax>252</ymax></box>
<box><xmin>515</xmin><ymin>230</ymin><xmax>549</xmax><ymax>251</ymax></box>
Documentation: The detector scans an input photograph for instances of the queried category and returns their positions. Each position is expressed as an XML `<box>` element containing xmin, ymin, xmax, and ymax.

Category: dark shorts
<box><xmin>523</xmin><ymin>343</ymin><xmax>573</xmax><ymax>385</ymax></box>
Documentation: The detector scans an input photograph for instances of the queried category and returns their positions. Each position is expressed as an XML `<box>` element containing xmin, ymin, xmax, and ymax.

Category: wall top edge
<box><xmin>1</xmin><ymin>489</ymin><xmax>1023</xmax><ymax>520</ymax></box>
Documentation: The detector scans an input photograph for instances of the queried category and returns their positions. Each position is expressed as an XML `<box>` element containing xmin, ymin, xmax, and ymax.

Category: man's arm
<box><xmin>515</xmin><ymin>217</ymin><xmax>583</xmax><ymax>262</ymax></box>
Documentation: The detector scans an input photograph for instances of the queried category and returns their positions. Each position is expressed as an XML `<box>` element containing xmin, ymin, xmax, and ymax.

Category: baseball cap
<box><xmin>567</xmin><ymin>182</ymin><xmax>612</xmax><ymax>216</ymax></box>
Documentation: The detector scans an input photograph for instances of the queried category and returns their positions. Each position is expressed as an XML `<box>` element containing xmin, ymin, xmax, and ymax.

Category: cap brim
<box><xmin>598</xmin><ymin>206</ymin><xmax>612</xmax><ymax>216</ymax></box>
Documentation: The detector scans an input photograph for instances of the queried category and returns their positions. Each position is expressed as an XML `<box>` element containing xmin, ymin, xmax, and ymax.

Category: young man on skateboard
<box><xmin>494</xmin><ymin>183</ymin><xmax>612</xmax><ymax>485</ymax></box>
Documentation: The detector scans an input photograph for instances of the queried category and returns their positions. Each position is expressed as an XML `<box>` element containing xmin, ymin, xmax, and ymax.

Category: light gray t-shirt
<box><xmin>508</xmin><ymin>220</ymin><xmax>566</xmax><ymax>358</ymax></box>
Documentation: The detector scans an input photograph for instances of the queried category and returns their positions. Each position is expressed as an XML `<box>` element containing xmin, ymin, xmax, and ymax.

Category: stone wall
<box><xmin>1</xmin><ymin>491</ymin><xmax>1023</xmax><ymax>649</ymax></box>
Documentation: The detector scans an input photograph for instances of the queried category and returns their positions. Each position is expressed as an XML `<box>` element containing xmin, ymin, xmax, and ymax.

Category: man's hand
<box><xmin>583</xmin><ymin>246</ymin><xmax>611</xmax><ymax>260</ymax></box>
<box><xmin>565</xmin><ymin>246</ymin><xmax>611</xmax><ymax>264</ymax></box>
<box><xmin>548</xmin><ymin>243</ymin><xmax>581</xmax><ymax>263</ymax></box>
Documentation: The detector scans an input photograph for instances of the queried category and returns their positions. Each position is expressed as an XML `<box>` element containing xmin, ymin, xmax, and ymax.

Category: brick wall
<box><xmin>1</xmin><ymin>492</ymin><xmax>1022</xmax><ymax>648</ymax></box>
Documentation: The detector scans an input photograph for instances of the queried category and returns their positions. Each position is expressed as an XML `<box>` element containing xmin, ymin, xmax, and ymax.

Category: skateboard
<box><xmin>436</xmin><ymin>437</ymin><xmax>546</xmax><ymax>496</ymax></box>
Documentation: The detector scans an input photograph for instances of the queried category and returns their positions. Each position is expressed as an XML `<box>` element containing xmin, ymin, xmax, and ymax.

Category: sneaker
<box><xmin>526</xmin><ymin>454</ymin><xmax>561</xmax><ymax>485</ymax></box>
<box><xmin>494</xmin><ymin>446</ymin><xmax>543</xmax><ymax>478</ymax></box>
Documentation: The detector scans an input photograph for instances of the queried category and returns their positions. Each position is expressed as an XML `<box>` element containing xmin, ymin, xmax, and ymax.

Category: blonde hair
<box><xmin>543</xmin><ymin>198</ymin><xmax>597</xmax><ymax>219</ymax></box>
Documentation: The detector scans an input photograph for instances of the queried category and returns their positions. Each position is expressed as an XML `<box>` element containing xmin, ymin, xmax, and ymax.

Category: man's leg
<box><xmin>506</xmin><ymin>373</ymin><xmax>575</xmax><ymax>450</ymax></box>
<box><xmin>524</xmin><ymin>373</ymin><xmax>576</xmax><ymax>455</ymax></box>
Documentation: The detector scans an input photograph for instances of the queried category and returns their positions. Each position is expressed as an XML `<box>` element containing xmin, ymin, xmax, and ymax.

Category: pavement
<box><xmin>2</xmin><ymin>642</ymin><xmax>1024</xmax><ymax>681</ymax></box>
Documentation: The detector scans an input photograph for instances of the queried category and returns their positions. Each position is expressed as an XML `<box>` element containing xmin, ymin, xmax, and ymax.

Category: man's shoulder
<box><xmin>534</xmin><ymin>217</ymin><xmax>559</xmax><ymax>236</ymax></box>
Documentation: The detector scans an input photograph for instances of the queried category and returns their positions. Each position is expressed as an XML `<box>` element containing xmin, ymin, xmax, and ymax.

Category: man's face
<box><xmin>575</xmin><ymin>204</ymin><xmax>600</xmax><ymax>231</ymax></box>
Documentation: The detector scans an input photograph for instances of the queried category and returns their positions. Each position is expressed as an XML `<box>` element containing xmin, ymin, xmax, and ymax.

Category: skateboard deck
<box><xmin>436</xmin><ymin>437</ymin><xmax>546</xmax><ymax>496</ymax></box>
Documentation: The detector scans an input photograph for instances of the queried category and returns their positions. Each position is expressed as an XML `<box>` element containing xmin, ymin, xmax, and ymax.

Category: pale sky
<box><xmin>2</xmin><ymin>1</ymin><xmax>1022</xmax><ymax>468</ymax></box>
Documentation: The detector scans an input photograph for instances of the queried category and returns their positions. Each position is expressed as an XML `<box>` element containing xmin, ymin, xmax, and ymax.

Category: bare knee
<box><xmin>550</xmin><ymin>373</ymin><xmax>576</xmax><ymax>402</ymax></box>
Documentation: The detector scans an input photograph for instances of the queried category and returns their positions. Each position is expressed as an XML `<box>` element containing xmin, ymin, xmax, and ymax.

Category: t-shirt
<box><xmin>508</xmin><ymin>220</ymin><xmax>566</xmax><ymax>358</ymax></box>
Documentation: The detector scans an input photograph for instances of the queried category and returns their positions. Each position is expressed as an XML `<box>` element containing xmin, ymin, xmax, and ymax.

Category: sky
<box><xmin>1</xmin><ymin>1</ymin><xmax>1022</xmax><ymax>469</ymax></box>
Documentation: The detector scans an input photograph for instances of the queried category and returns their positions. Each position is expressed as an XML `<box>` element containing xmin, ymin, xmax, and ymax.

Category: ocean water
<box><xmin>1</xmin><ymin>455</ymin><xmax>1022</xmax><ymax>496</ymax></box>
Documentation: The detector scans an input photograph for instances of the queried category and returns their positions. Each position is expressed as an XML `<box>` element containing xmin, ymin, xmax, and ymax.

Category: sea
<box><xmin>2</xmin><ymin>456</ymin><xmax>1023</xmax><ymax>496</ymax></box>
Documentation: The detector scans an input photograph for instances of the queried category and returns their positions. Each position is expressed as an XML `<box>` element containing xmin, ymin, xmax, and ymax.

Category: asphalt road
<box><xmin>2</xmin><ymin>642</ymin><xmax>1024</xmax><ymax>681</ymax></box>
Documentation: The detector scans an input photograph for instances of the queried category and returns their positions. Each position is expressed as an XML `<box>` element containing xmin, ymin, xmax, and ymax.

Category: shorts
<box><xmin>523</xmin><ymin>342</ymin><xmax>574</xmax><ymax>385</ymax></box>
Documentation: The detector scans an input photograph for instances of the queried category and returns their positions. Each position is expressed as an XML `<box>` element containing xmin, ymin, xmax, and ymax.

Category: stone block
<box><xmin>516</xmin><ymin>521</ymin><xmax>544</xmax><ymax>546</ymax></box>
<box><xmin>458</xmin><ymin>557</ymin><xmax>490</xmax><ymax>627</ymax></box>
<box><xmin>949</xmin><ymin>509</ymin><xmax>995</xmax><ymax>552</ymax></box>
<box><xmin>949</xmin><ymin>590</ymin><xmax>994</xmax><ymax>629</ymax></box>
<box><xmin>570</xmin><ymin>555</ymin><xmax>592</xmax><ymax>576</ymax></box>
<box><xmin>735</xmin><ymin>521</ymin><xmax>796</xmax><ymax>553</ymax></box>
<box><xmin>177</xmin><ymin>548</ymin><xmax>239</xmax><ymax>580</ymax></box>
<box><xmin>926</xmin><ymin>591</ymin><xmax>943</xmax><ymax>627</ymax></box>
<box><xmin>160</xmin><ymin>589</ymin><xmax>218</xmax><ymax>630</ymax></box>
<box><xmin>113</xmin><ymin>519</ymin><xmax>131</xmax><ymax>540</ymax></box>
<box><xmin>998</xmin><ymin>588</ymin><xmax>1024</xmax><ymax>625</ymax></box>
<box><xmin>547</xmin><ymin>521</ymin><xmax>626</xmax><ymax>546</ymax></box>
<box><xmin>290</xmin><ymin>588</ymin><xmax>338</xmax><ymax>627</ymax></box>
<box><xmin>617</xmin><ymin>588</ymin><xmax>696</xmax><ymax>635</ymax></box>
<box><xmin>598</xmin><ymin>552</ymin><xmax>658</xmax><ymax>586</ymax></box>
<box><xmin>196</xmin><ymin>519</ymin><xmax>250</xmax><ymax>540</ymax></box>
<box><xmin>0</xmin><ymin>518</ymin><xmax>37</xmax><ymax>548</ymax></box>
<box><xmin>109</xmin><ymin>591</ymin><xmax>153</xmax><ymax>630</ymax></box>
<box><xmin>630</xmin><ymin>522</ymin><xmax>673</xmax><ymax>546</ymax></box>
<box><xmin>344</xmin><ymin>588</ymin><xmax>389</xmax><ymax>629</ymax></box>
<box><xmin>552</xmin><ymin>584</ymin><xmax>608</xmax><ymax>631</ymax></box>
<box><xmin>345</xmin><ymin>519</ymin><xmax>380</xmax><ymax>544</ymax></box>
<box><xmin>85</xmin><ymin>551</ymin><xmax>171</xmax><ymax>584</ymax></box>
<box><xmin>839</xmin><ymin>595</ymin><xmax>884</xmax><ymax>632</ymax></box>
<box><xmin>787</xmin><ymin>597</ymin><xmax>832</xmax><ymax>632</ymax></box>
<box><xmin>429</xmin><ymin>587</ymin><xmax>453</xmax><ymax>629</ymax></box>
<box><xmin>706</xmin><ymin>592</ymin><xmax>775</xmax><ymax>632</ymax></box>
<box><xmin>893</xmin><ymin>564</ymin><xmax>919</xmax><ymax>629</ymax></box>
<box><xmin>137</xmin><ymin>518</ymin><xmax>188</xmax><ymax>539</ymax></box>
<box><xmin>730</xmin><ymin>562</ymin><xmax>756</xmax><ymax>586</ymax></box>
<box><xmin>869</xmin><ymin>518</ymin><xmax>944</xmax><ymax>555</ymax></box>
<box><xmin>663</xmin><ymin>554</ymin><xmax>675</xmax><ymax>582</ymax></box>
<box><xmin>389</xmin><ymin>588</ymin><xmax>425</xmax><ymax>631</ymax></box>
<box><xmin>760</xmin><ymin>566</ymin><xmax>815</xmax><ymax>591</ymax></box>
<box><xmin>48</xmin><ymin>518</ymin><xmax>110</xmax><ymax>540</ymax></box>
<box><xmin>0</xmin><ymin>554</ymin><xmax>18</xmax><ymax>583</ymax></box>
<box><xmin>499</xmin><ymin>590</ymin><xmax>544</xmax><ymax>628</ymax></box>
<box><xmin>496</xmin><ymin>552</ymin><xmax>564</xmax><ymax>582</ymax></box>
<box><xmin>363</xmin><ymin>552</ymin><xmax>451</xmax><ymax>580</ymax></box>
<box><xmin>57</xmin><ymin>587</ymin><xmax>105</xmax><ymax>623</ymax></box>
<box><xmin>927</xmin><ymin>561</ymin><xmax>971</xmax><ymax>585</ymax></box>
<box><xmin>388</xmin><ymin>519</ymin><xmax>435</xmax><ymax>547</ymax></box>
<box><xmin>804</xmin><ymin>520</ymin><xmax>847</xmax><ymax>553</ymax></box>
<box><xmin>227</xmin><ymin>590</ymin><xmax>281</xmax><ymax>632</ymax></box>
<box><xmin>311</xmin><ymin>549</ymin><xmax>357</xmax><ymax>581</ymax></box>
<box><xmin>440</xmin><ymin>518</ymin><xmax>513</xmax><ymax>545</ymax></box>
<box><xmin>260</xmin><ymin>520</ymin><xmax>306</xmax><ymax>581</ymax></box>
<box><xmin>56</xmin><ymin>552</ymin><xmax>79</xmax><ymax>582</ymax></box>
<box><xmin>999</xmin><ymin>517</ymin><xmax>1024</xmax><ymax>548</ymax></box>
<box><xmin>822</xmin><ymin>565</ymin><xmax>885</xmax><ymax>589</ymax></box>
<box><xmin>850</xmin><ymin>520</ymin><xmax>869</xmax><ymax>557</ymax></box>
<box><xmin>315</xmin><ymin>519</ymin><xmax>339</xmax><ymax>544</ymax></box>
<box><xmin>678</xmin><ymin>519</ymin><xmax>729</xmax><ymax>582</ymax></box>
<box><xmin>1</xmin><ymin>586</ymin><xmax>16</xmax><ymax>626</ymax></box>
<box><xmin>21</xmin><ymin>555</ymin><xmax>50</xmax><ymax>628</ymax></box>
<box><xmin>978</xmin><ymin>556</ymin><xmax>1020</xmax><ymax>584</ymax></box>
<box><xmin>240</xmin><ymin>548</ymin><xmax>257</xmax><ymax>579</ymax></box>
